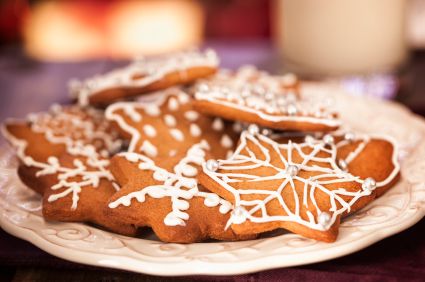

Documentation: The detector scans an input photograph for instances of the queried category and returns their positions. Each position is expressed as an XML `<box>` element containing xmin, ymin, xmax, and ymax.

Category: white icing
<box><xmin>220</xmin><ymin>134</ymin><xmax>233</xmax><ymax>149</ymax></box>
<box><xmin>169</xmin><ymin>150</ymin><xmax>177</xmax><ymax>157</ymax></box>
<box><xmin>233</xmin><ymin>122</ymin><xmax>243</xmax><ymax>133</ymax></box>
<box><xmin>105</xmin><ymin>88</ymin><xmax>189</xmax><ymax>152</ymax></box>
<box><xmin>124</xmin><ymin>106</ymin><xmax>142</xmax><ymax>122</ymax></box>
<box><xmin>164</xmin><ymin>114</ymin><xmax>177</xmax><ymax>127</ymax></box>
<box><xmin>212</xmin><ymin>118</ymin><xmax>224</xmax><ymax>131</ymax></box>
<box><xmin>168</xmin><ymin>97</ymin><xmax>179</xmax><ymax>111</ymax></box>
<box><xmin>177</xmin><ymin>92</ymin><xmax>190</xmax><ymax>104</ymax></box>
<box><xmin>2</xmin><ymin>106</ymin><xmax>118</xmax><ymax>210</ymax></box>
<box><xmin>140</xmin><ymin>140</ymin><xmax>158</xmax><ymax>157</ymax></box>
<box><xmin>170</xmin><ymin>128</ymin><xmax>184</xmax><ymax>142</ymax></box>
<box><xmin>109</xmin><ymin>142</ymin><xmax>232</xmax><ymax>226</ymax></box>
<box><xmin>143</xmin><ymin>124</ymin><xmax>157</xmax><ymax>138</ymax></box>
<box><xmin>184</xmin><ymin>111</ymin><xmax>199</xmax><ymax>121</ymax></box>
<box><xmin>190</xmin><ymin>124</ymin><xmax>202</xmax><ymax>137</ymax></box>
<box><xmin>145</xmin><ymin>105</ymin><xmax>161</xmax><ymax>116</ymax></box>
<box><xmin>201</xmin><ymin>130</ymin><xmax>400</xmax><ymax>232</ymax></box>
<box><xmin>195</xmin><ymin>67</ymin><xmax>341</xmax><ymax>128</ymax></box>
<box><xmin>75</xmin><ymin>49</ymin><xmax>219</xmax><ymax>106</ymax></box>
<box><xmin>104</xmin><ymin>90</ymin><xmax>241</xmax><ymax>227</ymax></box>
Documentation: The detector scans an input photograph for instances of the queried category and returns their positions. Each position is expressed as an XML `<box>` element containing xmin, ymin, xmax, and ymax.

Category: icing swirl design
<box><xmin>109</xmin><ymin>145</ymin><xmax>233</xmax><ymax>227</ymax></box>
<box><xmin>2</xmin><ymin>105</ymin><xmax>121</xmax><ymax>209</ymax></box>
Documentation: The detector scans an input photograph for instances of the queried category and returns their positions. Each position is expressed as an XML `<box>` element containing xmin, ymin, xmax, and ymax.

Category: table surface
<box><xmin>0</xmin><ymin>44</ymin><xmax>424</xmax><ymax>281</ymax></box>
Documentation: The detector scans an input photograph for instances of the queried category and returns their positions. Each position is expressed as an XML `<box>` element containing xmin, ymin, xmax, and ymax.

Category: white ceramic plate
<box><xmin>1</xmin><ymin>84</ymin><xmax>425</xmax><ymax>276</ymax></box>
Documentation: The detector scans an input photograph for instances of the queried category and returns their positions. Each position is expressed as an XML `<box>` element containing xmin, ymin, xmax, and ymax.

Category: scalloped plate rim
<box><xmin>1</xmin><ymin>85</ymin><xmax>425</xmax><ymax>276</ymax></box>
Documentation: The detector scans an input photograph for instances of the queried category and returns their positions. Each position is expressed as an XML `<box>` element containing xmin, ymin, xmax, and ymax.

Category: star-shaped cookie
<box><xmin>198</xmin><ymin>126</ymin><xmax>400</xmax><ymax>242</ymax></box>
<box><xmin>104</xmin><ymin>88</ymin><xmax>254</xmax><ymax>242</ymax></box>
<box><xmin>2</xmin><ymin>105</ymin><xmax>136</xmax><ymax>236</ymax></box>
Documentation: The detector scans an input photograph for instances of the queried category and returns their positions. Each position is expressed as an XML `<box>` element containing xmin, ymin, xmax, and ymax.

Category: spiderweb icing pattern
<box><xmin>201</xmin><ymin>128</ymin><xmax>400</xmax><ymax>231</ymax></box>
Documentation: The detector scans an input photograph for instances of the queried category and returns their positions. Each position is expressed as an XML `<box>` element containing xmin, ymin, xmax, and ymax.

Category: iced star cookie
<box><xmin>193</xmin><ymin>66</ymin><xmax>340</xmax><ymax>132</ymax></box>
<box><xmin>71</xmin><ymin>49</ymin><xmax>219</xmax><ymax>106</ymax></box>
<box><xmin>198</xmin><ymin>126</ymin><xmax>400</xmax><ymax>242</ymax></box>
<box><xmin>104</xmin><ymin>88</ymin><xmax>254</xmax><ymax>242</ymax></box>
<box><xmin>106</xmin><ymin>151</ymin><xmax>254</xmax><ymax>243</ymax></box>
<box><xmin>105</xmin><ymin>87</ymin><xmax>239</xmax><ymax>169</ymax></box>
<box><xmin>2</xmin><ymin>105</ymin><xmax>136</xmax><ymax>236</ymax></box>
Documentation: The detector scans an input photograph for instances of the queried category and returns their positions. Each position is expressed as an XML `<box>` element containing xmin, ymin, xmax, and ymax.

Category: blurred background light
<box><xmin>22</xmin><ymin>0</ymin><xmax>204</xmax><ymax>61</ymax></box>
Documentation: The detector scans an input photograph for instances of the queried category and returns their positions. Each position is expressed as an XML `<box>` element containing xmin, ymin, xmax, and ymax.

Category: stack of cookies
<box><xmin>2</xmin><ymin>49</ymin><xmax>400</xmax><ymax>243</ymax></box>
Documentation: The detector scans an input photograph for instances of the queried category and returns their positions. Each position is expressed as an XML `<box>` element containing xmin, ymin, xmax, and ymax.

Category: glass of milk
<box><xmin>273</xmin><ymin>0</ymin><xmax>408</xmax><ymax>76</ymax></box>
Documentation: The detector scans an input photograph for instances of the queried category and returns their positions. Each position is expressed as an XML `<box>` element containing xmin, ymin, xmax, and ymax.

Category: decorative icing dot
<box><xmin>170</xmin><ymin>128</ymin><xmax>184</xmax><ymax>141</ymax></box>
<box><xmin>261</xmin><ymin>128</ymin><xmax>271</xmax><ymax>136</ymax></box>
<box><xmin>203</xmin><ymin>193</ymin><xmax>220</xmax><ymax>207</ymax></box>
<box><xmin>205</xmin><ymin>159</ymin><xmax>219</xmax><ymax>172</ymax></box>
<box><xmin>220</xmin><ymin>134</ymin><xmax>233</xmax><ymax>149</ymax></box>
<box><xmin>50</xmin><ymin>103</ymin><xmax>62</xmax><ymax>113</ymax></box>
<box><xmin>177</xmin><ymin>92</ymin><xmax>190</xmax><ymax>104</ymax></box>
<box><xmin>124</xmin><ymin>152</ymin><xmax>140</xmax><ymax>162</ymax></box>
<box><xmin>168</xmin><ymin>97</ymin><xmax>179</xmax><ymax>111</ymax></box>
<box><xmin>164</xmin><ymin>114</ymin><xmax>177</xmax><ymax>127</ymax></box>
<box><xmin>212</xmin><ymin>118</ymin><xmax>224</xmax><ymax>131</ymax></box>
<box><xmin>344</xmin><ymin>132</ymin><xmax>355</xmax><ymax>143</ymax></box>
<box><xmin>287</xmin><ymin>104</ymin><xmax>297</xmax><ymax>116</ymax></box>
<box><xmin>281</xmin><ymin>73</ymin><xmax>297</xmax><ymax>86</ymax></box>
<box><xmin>264</xmin><ymin>92</ymin><xmax>274</xmax><ymax>101</ymax></box>
<box><xmin>304</xmin><ymin>135</ymin><xmax>315</xmax><ymax>145</ymax></box>
<box><xmin>169</xmin><ymin>150</ymin><xmax>177</xmax><ymax>157</ymax></box>
<box><xmin>233</xmin><ymin>122</ymin><xmax>243</xmax><ymax>133</ymax></box>
<box><xmin>362</xmin><ymin>177</ymin><xmax>377</xmax><ymax>192</ymax></box>
<box><xmin>286</xmin><ymin>92</ymin><xmax>297</xmax><ymax>103</ymax></box>
<box><xmin>318</xmin><ymin>212</ymin><xmax>331</xmax><ymax>227</ymax></box>
<box><xmin>323</xmin><ymin>134</ymin><xmax>334</xmax><ymax>145</ymax></box>
<box><xmin>140</xmin><ymin>140</ymin><xmax>158</xmax><ymax>157</ymax></box>
<box><xmin>277</xmin><ymin>97</ymin><xmax>287</xmax><ymax>107</ymax></box>
<box><xmin>145</xmin><ymin>105</ymin><xmax>161</xmax><ymax>116</ymax></box>
<box><xmin>190</xmin><ymin>124</ymin><xmax>202</xmax><ymax>137</ymax></box>
<box><xmin>198</xmin><ymin>83</ymin><xmax>209</xmax><ymax>92</ymax></box>
<box><xmin>285</xmin><ymin>165</ymin><xmax>299</xmax><ymax>177</ymax></box>
<box><xmin>184</xmin><ymin>111</ymin><xmax>199</xmax><ymax>121</ymax></box>
<box><xmin>181</xmin><ymin>164</ymin><xmax>198</xmax><ymax>177</ymax></box>
<box><xmin>143</xmin><ymin>124</ymin><xmax>157</xmax><ymax>137</ymax></box>
<box><xmin>248</xmin><ymin>124</ymin><xmax>259</xmax><ymax>135</ymax></box>
<box><xmin>124</xmin><ymin>107</ymin><xmax>142</xmax><ymax>122</ymax></box>
<box><xmin>231</xmin><ymin>206</ymin><xmax>247</xmax><ymax>224</ymax></box>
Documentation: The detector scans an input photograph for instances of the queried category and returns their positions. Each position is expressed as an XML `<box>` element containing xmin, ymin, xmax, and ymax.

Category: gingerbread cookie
<box><xmin>2</xmin><ymin>105</ymin><xmax>136</xmax><ymax>236</ymax></box>
<box><xmin>105</xmin><ymin>87</ymin><xmax>240</xmax><ymax>168</ymax></box>
<box><xmin>104</xmin><ymin>88</ymin><xmax>254</xmax><ymax>242</ymax></box>
<box><xmin>198</xmin><ymin>125</ymin><xmax>400</xmax><ymax>242</ymax></box>
<box><xmin>106</xmin><ymin>151</ymin><xmax>254</xmax><ymax>243</ymax></box>
<box><xmin>193</xmin><ymin>66</ymin><xmax>340</xmax><ymax>132</ymax></box>
<box><xmin>71</xmin><ymin>49</ymin><xmax>219</xmax><ymax>106</ymax></box>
